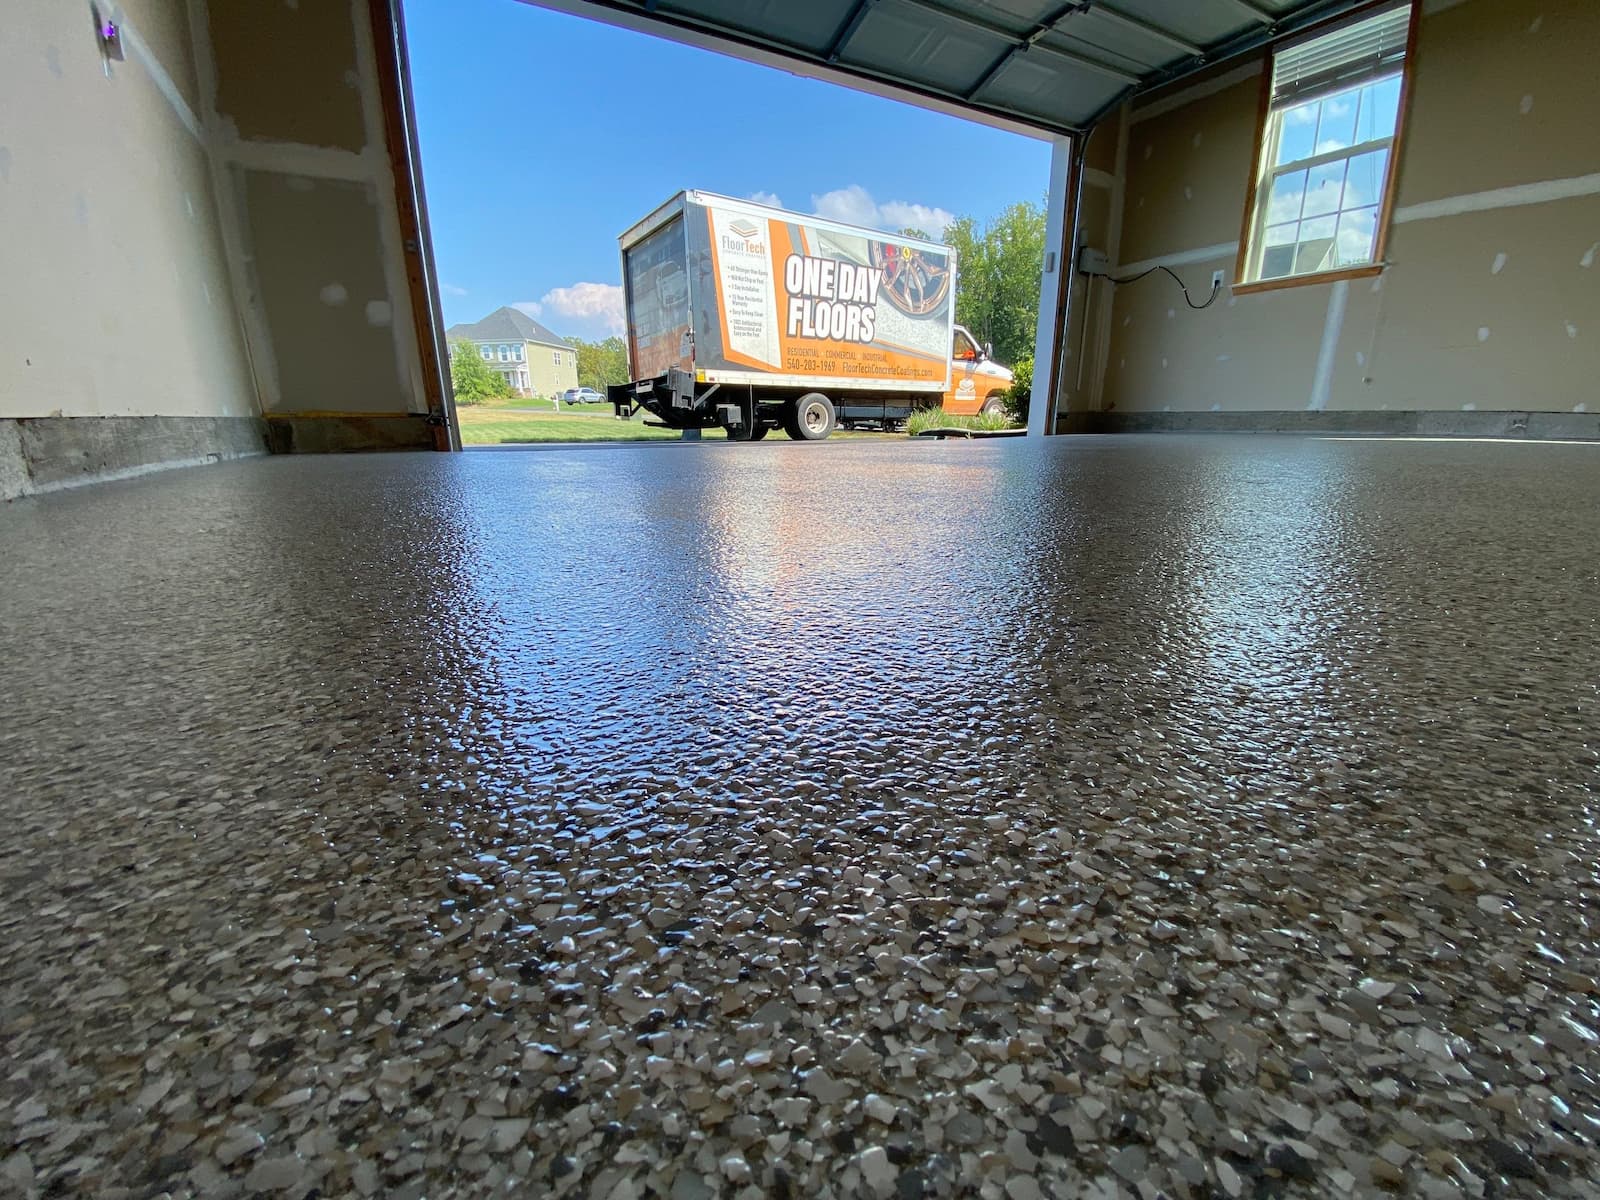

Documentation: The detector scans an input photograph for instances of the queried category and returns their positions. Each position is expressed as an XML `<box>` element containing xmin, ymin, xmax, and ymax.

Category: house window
<box><xmin>479</xmin><ymin>346</ymin><xmax>492</xmax><ymax>361</ymax></box>
<box><xmin>498</xmin><ymin>344</ymin><xmax>511</xmax><ymax>361</ymax></box>
<box><xmin>552</xmin><ymin>350</ymin><xmax>561</xmax><ymax>366</ymax></box>
<box><xmin>512</xmin><ymin>344</ymin><xmax>523</xmax><ymax>361</ymax></box>
<box><xmin>1237</xmin><ymin>3</ymin><xmax>1414</xmax><ymax>289</ymax></box>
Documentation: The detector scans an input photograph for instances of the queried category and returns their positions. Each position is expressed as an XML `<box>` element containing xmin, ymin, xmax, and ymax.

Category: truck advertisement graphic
<box><xmin>687</xmin><ymin>200</ymin><xmax>952</xmax><ymax>387</ymax></box>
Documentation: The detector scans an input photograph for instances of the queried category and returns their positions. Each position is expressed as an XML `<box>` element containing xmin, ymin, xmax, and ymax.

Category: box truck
<box><xmin>608</xmin><ymin>191</ymin><xmax>1013</xmax><ymax>440</ymax></box>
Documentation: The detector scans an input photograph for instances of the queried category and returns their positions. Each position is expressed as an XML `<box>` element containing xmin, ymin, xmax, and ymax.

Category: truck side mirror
<box><xmin>983</xmin><ymin>342</ymin><xmax>993</xmax><ymax>360</ymax></box>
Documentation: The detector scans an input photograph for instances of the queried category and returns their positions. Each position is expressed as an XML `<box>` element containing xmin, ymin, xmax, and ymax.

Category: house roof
<box><xmin>446</xmin><ymin>306</ymin><xmax>572</xmax><ymax>349</ymax></box>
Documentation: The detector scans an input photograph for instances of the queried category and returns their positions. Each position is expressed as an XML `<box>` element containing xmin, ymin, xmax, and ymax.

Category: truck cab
<box><xmin>943</xmin><ymin>325</ymin><xmax>1014</xmax><ymax>416</ymax></box>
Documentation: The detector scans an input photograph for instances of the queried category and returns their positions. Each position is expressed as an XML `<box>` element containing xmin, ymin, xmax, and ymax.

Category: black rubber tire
<box><xmin>747</xmin><ymin>423</ymin><xmax>770</xmax><ymax>441</ymax></box>
<box><xmin>785</xmin><ymin>393</ymin><xmax>836</xmax><ymax>441</ymax></box>
<box><xmin>980</xmin><ymin>396</ymin><xmax>1006</xmax><ymax>417</ymax></box>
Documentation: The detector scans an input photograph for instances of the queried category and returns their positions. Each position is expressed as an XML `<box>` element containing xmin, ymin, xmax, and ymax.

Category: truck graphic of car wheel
<box><xmin>869</xmin><ymin>242</ymin><xmax>951</xmax><ymax>316</ymax></box>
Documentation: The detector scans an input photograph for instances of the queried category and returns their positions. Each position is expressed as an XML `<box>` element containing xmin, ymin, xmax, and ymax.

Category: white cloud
<box><xmin>749</xmin><ymin>191</ymin><xmax>783</xmax><ymax>208</ymax></box>
<box><xmin>878</xmin><ymin>200</ymin><xmax>956</xmax><ymax>237</ymax></box>
<box><xmin>440</xmin><ymin>282</ymin><xmax>468</xmax><ymax>297</ymax></box>
<box><xmin>810</xmin><ymin>185</ymin><xmax>955</xmax><ymax>238</ymax></box>
<box><xmin>522</xmin><ymin>282</ymin><xmax>625</xmax><ymax>337</ymax></box>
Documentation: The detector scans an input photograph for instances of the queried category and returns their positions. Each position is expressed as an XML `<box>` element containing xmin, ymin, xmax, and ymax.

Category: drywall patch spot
<box><xmin>1581</xmin><ymin>243</ymin><xmax>1597</xmax><ymax>269</ymax></box>
<box><xmin>1192</xmin><ymin>132</ymin><xmax>1202</xmax><ymax>148</ymax></box>
<box><xmin>1217</xmin><ymin>354</ymin><xmax>1231</xmax><ymax>362</ymax></box>
<box><xmin>0</xmin><ymin>147</ymin><xmax>10</xmax><ymax>183</ymax></box>
<box><xmin>1370</xmin><ymin>277</ymin><xmax>1383</xmax><ymax>293</ymax></box>
<box><xmin>343</xmin><ymin>69</ymin><xmax>360</xmax><ymax>90</ymax></box>
<box><xmin>1183</xmin><ymin>186</ymin><xmax>1193</xmax><ymax>201</ymax></box>
<box><xmin>365</xmin><ymin>300</ymin><xmax>394</xmax><ymax>327</ymax></box>
<box><xmin>1575</xmin><ymin>403</ymin><xmax>1588</xmax><ymax>413</ymax></box>
<box><xmin>1462</xmin><ymin>403</ymin><xmax>1476</xmax><ymax>411</ymax></box>
<box><xmin>1122</xmin><ymin>316</ymin><xmax>1131</xmax><ymax>327</ymax></box>
<box><xmin>1476</xmin><ymin>327</ymin><xmax>1490</xmax><ymax>342</ymax></box>
<box><xmin>73</xmin><ymin>193</ymin><xmax>89</xmax><ymax>228</ymax></box>
<box><xmin>1529</xmin><ymin>15</ymin><xmax>1543</xmax><ymax>32</ymax></box>
<box><xmin>1566</xmin><ymin>321</ymin><xmax>1579</xmax><ymax>339</ymax></box>
<box><xmin>1491</xmin><ymin>252</ymin><xmax>1507</xmax><ymax>275</ymax></box>
<box><xmin>1209</xmin><ymin>404</ymin><xmax>1221</xmax><ymax>412</ymax></box>
<box><xmin>202</xmin><ymin>281</ymin><xmax>212</xmax><ymax>305</ymax></box>
<box><xmin>184</xmin><ymin>192</ymin><xmax>196</xmax><ymax>218</ymax></box>
<box><xmin>320</xmin><ymin>283</ymin><xmax>349</xmax><ymax>306</ymax></box>
<box><xmin>1356</xmin><ymin>351</ymin><xmax>1366</xmax><ymax>367</ymax></box>
<box><xmin>1227</xmin><ymin>296</ymin><xmax>1237</xmax><ymax>308</ymax></box>
<box><xmin>1161</xmin><ymin>357</ymin><xmax>1168</xmax><ymax>369</ymax></box>
<box><xmin>45</xmin><ymin>46</ymin><xmax>63</xmax><ymax>78</ymax></box>
<box><xmin>1519</xmin><ymin>94</ymin><xmax>1534</xmax><ymax>115</ymax></box>
<box><xmin>1166</xmin><ymin>308</ymin><xmax>1175</xmax><ymax>320</ymax></box>
<box><xmin>1143</xmin><ymin>145</ymin><xmax>1152</xmax><ymax>160</ymax></box>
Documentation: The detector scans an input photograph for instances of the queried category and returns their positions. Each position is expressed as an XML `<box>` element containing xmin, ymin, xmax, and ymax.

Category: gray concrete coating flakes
<box><xmin>1</xmin><ymin>436</ymin><xmax>1597</xmax><ymax>1199</ymax></box>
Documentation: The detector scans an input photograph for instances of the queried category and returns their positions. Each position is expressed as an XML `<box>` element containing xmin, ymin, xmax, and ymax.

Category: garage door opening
<box><xmin>402</xmin><ymin>0</ymin><xmax>1055</xmax><ymax>446</ymax></box>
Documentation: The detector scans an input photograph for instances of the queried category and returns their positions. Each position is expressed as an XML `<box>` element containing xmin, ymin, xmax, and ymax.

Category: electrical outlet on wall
<box><xmin>1211</xmin><ymin>270</ymin><xmax>1226</xmax><ymax>291</ymax></box>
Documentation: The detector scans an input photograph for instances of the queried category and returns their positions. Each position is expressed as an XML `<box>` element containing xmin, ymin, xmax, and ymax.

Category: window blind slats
<box><xmin>1271</xmin><ymin>5</ymin><xmax>1411</xmax><ymax>106</ymax></box>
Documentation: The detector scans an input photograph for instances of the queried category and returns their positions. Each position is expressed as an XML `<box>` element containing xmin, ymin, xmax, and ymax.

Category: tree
<box><xmin>942</xmin><ymin>200</ymin><xmax>1046</xmax><ymax>368</ymax></box>
<box><xmin>1003</xmin><ymin>353</ymin><xmax>1034</xmax><ymax>426</ymax></box>
<box><xmin>449</xmin><ymin>339</ymin><xmax>512</xmax><ymax>406</ymax></box>
<box><xmin>572</xmin><ymin>336</ymin><xmax>630</xmax><ymax>393</ymax></box>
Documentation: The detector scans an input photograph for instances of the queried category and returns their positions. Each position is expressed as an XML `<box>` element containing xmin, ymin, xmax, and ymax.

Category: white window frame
<box><xmin>552</xmin><ymin>349</ymin><xmax>561</xmax><ymax>366</ymax></box>
<box><xmin>479</xmin><ymin>346</ymin><xmax>492</xmax><ymax>361</ymax></box>
<box><xmin>513</xmin><ymin>344</ymin><xmax>523</xmax><ymax>361</ymax></box>
<box><xmin>1236</xmin><ymin>2</ymin><xmax>1416</xmax><ymax>292</ymax></box>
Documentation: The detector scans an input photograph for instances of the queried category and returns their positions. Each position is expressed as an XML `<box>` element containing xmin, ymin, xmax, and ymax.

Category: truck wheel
<box><xmin>746</xmin><ymin>423</ymin><xmax>769</xmax><ymax>441</ymax></box>
<box><xmin>980</xmin><ymin>396</ymin><xmax>1006</xmax><ymax>416</ymax></box>
<box><xmin>786</xmin><ymin>393</ymin><xmax>836</xmax><ymax>441</ymax></box>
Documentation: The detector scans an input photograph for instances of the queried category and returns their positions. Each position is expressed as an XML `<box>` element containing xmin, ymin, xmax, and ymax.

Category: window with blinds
<box><xmin>1239</xmin><ymin>2</ymin><xmax>1416</xmax><ymax>287</ymax></box>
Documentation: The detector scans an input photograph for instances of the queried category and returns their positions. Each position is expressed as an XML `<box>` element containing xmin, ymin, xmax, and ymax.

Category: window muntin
<box><xmin>1241</xmin><ymin>4</ymin><xmax>1412</xmax><ymax>287</ymax></box>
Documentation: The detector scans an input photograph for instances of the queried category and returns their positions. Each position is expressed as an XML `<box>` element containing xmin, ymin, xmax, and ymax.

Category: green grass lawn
<box><xmin>457</xmin><ymin>400</ymin><xmax>902</xmax><ymax>445</ymax></box>
<box><xmin>493</xmin><ymin>398</ymin><xmax>616</xmax><ymax>413</ymax></box>
<box><xmin>906</xmin><ymin>407</ymin><xmax>1020</xmax><ymax>435</ymax></box>
<box><xmin>457</xmin><ymin>403</ymin><xmax>701</xmax><ymax>444</ymax></box>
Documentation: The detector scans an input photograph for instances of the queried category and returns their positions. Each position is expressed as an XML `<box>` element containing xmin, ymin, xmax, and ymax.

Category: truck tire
<box><xmin>747</xmin><ymin>423</ymin><xmax>770</xmax><ymax>441</ymax></box>
<box><xmin>980</xmin><ymin>395</ymin><xmax>1006</xmax><ymax>416</ymax></box>
<box><xmin>786</xmin><ymin>393</ymin><xmax>836</xmax><ymax>441</ymax></box>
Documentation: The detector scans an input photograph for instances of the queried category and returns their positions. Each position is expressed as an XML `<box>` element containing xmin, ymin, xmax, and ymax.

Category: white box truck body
<box><xmin>611</xmin><ymin>191</ymin><xmax>1010</xmax><ymax>439</ymax></box>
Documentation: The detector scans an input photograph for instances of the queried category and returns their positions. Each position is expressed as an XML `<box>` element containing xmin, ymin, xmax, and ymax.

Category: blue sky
<box><xmin>405</xmin><ymin>0</ymin><xmax>1052</xmax><ymax>340</ymax></box>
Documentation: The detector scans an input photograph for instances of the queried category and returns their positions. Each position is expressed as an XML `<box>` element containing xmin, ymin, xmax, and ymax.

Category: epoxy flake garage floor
<box><xmin>2</xmin><ymin>436</ymin><xmax>1597</xmax><ymax>1200</ymax></box>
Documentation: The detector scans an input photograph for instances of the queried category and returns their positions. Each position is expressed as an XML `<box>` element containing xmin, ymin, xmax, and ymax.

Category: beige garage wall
<box><xmin>0</xmin><ymin>0</ymin><xmax>256</xmax><ymax>423</ymax></box>
<box><xmin>1064</xmin><ymin>0</ymin><xmax>1600</xmax><ymax>428</ymax></box>
<box><xmin>198</xmin><ymin>0</ymin><xmax>435</xmax><ymax>445</ymax></box>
